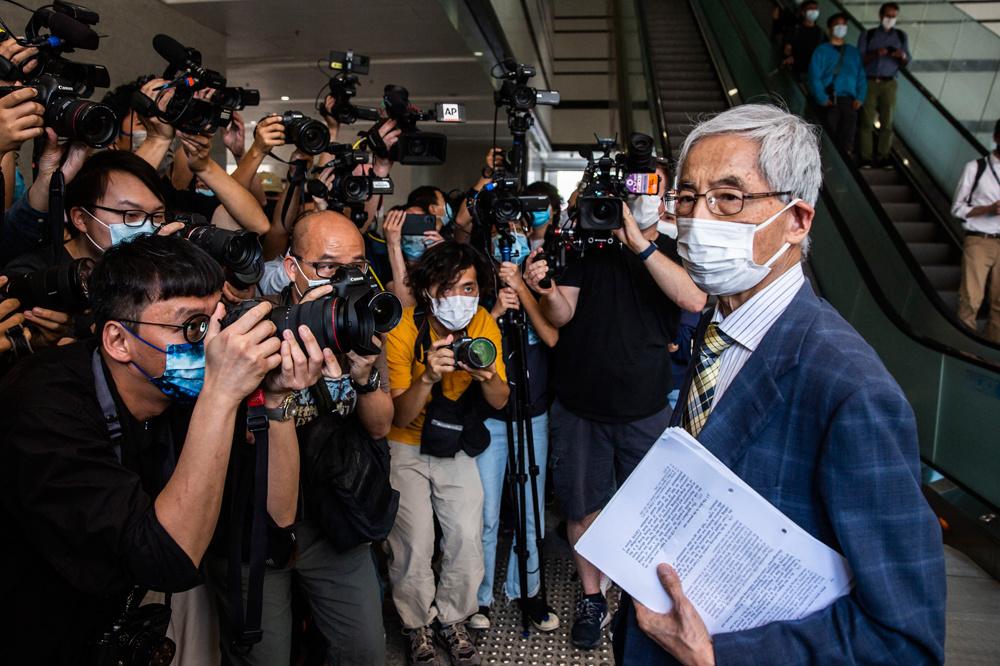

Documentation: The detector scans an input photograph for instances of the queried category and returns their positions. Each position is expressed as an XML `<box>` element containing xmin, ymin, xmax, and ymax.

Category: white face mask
<box><xmin>882</xmin><ymin>16</ymin><xmax>897</xmax><ymax>29</ymax></box>
<box><xmin>430</xmin><ymin>294</ymin><xmax>479</xmax><ymax>331</ymax></box>
<box><xmin>805</xmin><ymin>9</ymin><xmax>820</xmax><ymax>22</ymax></box>
<box><xmin>676</xmin><ymin>198</ymin><xmax>800</xmax><ymax>296</ymax></box>
<box><xmin>627</xmin><ymin>193</ymin><xmax>659</xmax><ymax>230</ymax></box>
<box><xmin>292</xmin><ymin>257</ymin><xmax>328</xmax><ymax>299</ymax></box>
<box><xmin>832</xmin><ymin>24</ymin><xmax>848</xmax><ymax>39</ymax></box>
<box><xmin>657</xmin><ymin>219</ymin><xmax>678</xmax><ymax>239</ymax></box>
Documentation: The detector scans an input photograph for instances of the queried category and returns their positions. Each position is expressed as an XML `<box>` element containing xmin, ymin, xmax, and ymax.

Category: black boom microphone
<box><xmin>152</xmin><ymin>33</ymin><xmax>190</xmax><ymax>65</ymax></box>
<box><xmin>46</xmin><ymin>12</ymin><xmax>98</xmax><ymax>49</ymax></box>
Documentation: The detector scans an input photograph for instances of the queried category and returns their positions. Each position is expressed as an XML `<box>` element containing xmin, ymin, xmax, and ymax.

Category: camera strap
<box><xmin>91</xmin><ymin>348</ymin><xmax>124</xmax><ymax>463</ymax></box>
<box><xmin>227</xmin><ymin>388</ymin><xmax>269</xmax><ymax>651</ymax></box>
<box><xmin>48</xmin><ymin>169</ymin><xmax>65</xmax><ymax>265</ymax></box>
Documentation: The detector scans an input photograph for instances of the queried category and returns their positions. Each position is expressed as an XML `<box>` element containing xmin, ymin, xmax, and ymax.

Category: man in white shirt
<box><xmin>950</xmin><ymin>119</ymin><xmax>1000</xmax><ymax>342</ymax></box>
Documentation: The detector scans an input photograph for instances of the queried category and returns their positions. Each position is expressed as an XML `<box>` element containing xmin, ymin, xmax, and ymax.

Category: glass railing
<box><xmin>696</xmin><ymin>0</ymin><xmax>1000</xmax><ymax>508</ymax></box>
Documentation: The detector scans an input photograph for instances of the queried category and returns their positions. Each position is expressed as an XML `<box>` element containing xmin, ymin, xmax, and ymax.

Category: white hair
<box><xmin>677</xmin><ymin>104</ymin><xmax>821</xmax><ymax>258</ymax></box>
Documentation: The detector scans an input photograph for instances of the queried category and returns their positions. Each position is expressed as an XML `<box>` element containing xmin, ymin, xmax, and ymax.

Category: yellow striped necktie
<box><xmin>682</xmin><ymin>322</ymin><xmax>736</xmax><ymax>437</ymax></box>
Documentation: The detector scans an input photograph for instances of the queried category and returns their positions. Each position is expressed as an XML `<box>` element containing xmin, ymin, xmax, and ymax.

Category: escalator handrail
<box><xmin>715</xmin><ymin>0</ymin><xmax>1000</xmax><ymax>356</ymax></box>
<box><xmin>822</xmin><ymin>0</ymin><xmax>989</xmax><ymax>156</ymax></box>
<box><xmin>633</xmin><ymin>0</ymin><xmax>671</xmax><ymax>159</ymax></box>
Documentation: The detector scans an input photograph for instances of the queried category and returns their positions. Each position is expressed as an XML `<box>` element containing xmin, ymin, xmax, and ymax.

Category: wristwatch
<box><xmin>352</xmin><ymin>367</ymin><xmax>381</xmax><ymax>395</ymax></box>
<box><xmin>265</xmin><ymin>393</ymin><xmax>298</xmax><ymax>422</ymax></box>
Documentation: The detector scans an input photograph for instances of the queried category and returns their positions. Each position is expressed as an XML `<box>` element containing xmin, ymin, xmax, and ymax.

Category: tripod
<box><xmin>496</xmin><ymin>233</ymin><xmax>549</xmax><ymax>637</ymax></box>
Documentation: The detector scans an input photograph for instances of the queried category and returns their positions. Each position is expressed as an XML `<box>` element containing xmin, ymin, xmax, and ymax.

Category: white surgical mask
<box><xmin>805</xmin><ymin>9</ymin><xmax>820</xmax><ymax>22</ymax></box>
<box><xmin>430</xmin><ymin>294</ymin><xmax>478</xmax><ymax>331</ymax></box>
<box><xmin>657</xmin><ymin>219</ymin><xmax>678</xmax><ymax>239</ymax></box>
<box><xmin>627</xmin><ymin>193</ymin><xmax>659</xmax><ymax>230</ymax></box>
<box><xmin>832</xmin><ymin>24</ymin><xmax>848</xmax><ymax>39</ymax></box>
<box><xmin>881</xmin><ymin>16</ymin><xmax>897</xmax><ymax>30</ymax></box>
<box><xmin>676</xmin><ymin>198</ymin><xmax>800</xmax><ymax>296</ymax></box>
<box><xmin>128</xmin><ymin>129</ymin><xmax>147</xmax><ymax>150</ymax></box>
<box><xmin>292</xmin><ymin>257</ymin><xmax>328</xmax><ymax>299</ymax></box>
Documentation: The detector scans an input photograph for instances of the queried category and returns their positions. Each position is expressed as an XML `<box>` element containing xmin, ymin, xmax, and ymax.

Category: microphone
<box><xmin>152</xmin><ymin>33</ymin><xmax>193</xmax><ymax>67</ymax></box>
<box><xmin>45</xmin><ymin>11</ymin><xmax>99</xmax><ymax>50</ymax></box>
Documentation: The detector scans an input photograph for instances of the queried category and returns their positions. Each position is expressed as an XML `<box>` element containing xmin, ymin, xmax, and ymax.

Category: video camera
<box><xmin>320</xmin><ymin>49</ymin><xmax>379</xmax><ymax>125</ymax></box>
<box><xmin>222</xmin><ymin>265</ymin><xmax>402</xmax><ymax>356</ymax></box>
<box><xmin>0</xmin><ymin>1</ymin><xmax>117</xmax><ymax>147</ymax></box>
<box><xmin>576</xmin><ymin>132</ymin><xmax>658</xmax><ymax>232</ymax></box>
<box><xmin>0</xmin><ymin>257</ymin><xmax>93</xmax><ymax>314</ymax></box>
<box><xmin>305</xmin><ymin>144</ymin><xmax>393</xmax><ymax>226</ymax></box>
<box><xmin>132</xmin><ymin>33</ymin><xmax>260</xmax><ymax>135</ymax></box>
<box><xmin>279</xmin><ymin>110</ymin><xmax>329</xmax><ymax>156</ymax></box>
<box><xmin>366</xmin><ymin>84</ymin><xmax>466</xmax><ymax>166</ymax></box>
<box><xmin>471</xmin><ymin>177</ymin><xmax>549</xmax><ymax>231</ymax></box>
<box><xmin>171</xmin><ymin>213</ymin><xmax>264</xmax><ymax>289</ymax></box>
<box><xmin>493</xmin><ymin>60</ymin><xmax>560</xmax><ymax>113</ymax></box>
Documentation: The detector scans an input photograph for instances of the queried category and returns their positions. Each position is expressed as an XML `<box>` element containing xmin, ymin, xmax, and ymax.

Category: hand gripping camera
<box><xmin>319</xmin><ymin>49</ymin><xmax>380</xmax><ymax>125</ymax></box>
<box><xmin>366</xmin><ymin>84</ymin><xmax>466</xmax><ymax>166</ymax></box>
<box><xmin>305</xmin><ymin>144</ymin><xmax>394</xmax><ymax>226</ymax></box>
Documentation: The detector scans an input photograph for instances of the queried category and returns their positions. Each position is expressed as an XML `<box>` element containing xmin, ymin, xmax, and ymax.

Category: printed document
<box><xmin>575</xmin><ymin>427</ymin><xmax>853</xmax><ymax>634</ymax></box>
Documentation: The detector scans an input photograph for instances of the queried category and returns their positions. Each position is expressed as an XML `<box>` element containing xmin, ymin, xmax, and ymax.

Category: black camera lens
<box><xmin>180</xmin><ymin>224</ymin><xmax>264</xmax><ymax>287</ymax></box>
<box><xmin>513</xmin><ymin>86</ymin><xmax>536</xmax><ymax>110</ymax></box>
<box><xmin>282</xmin><ymin>111</ymin><xmax>329</xmax><ymax>156</ymax></box>
<box><xmin>451</xmin><ymin>337</ymin><xmax>497</xmax><ymax>369</ymax></box>
<box><xmin>494</xmin><ymin>196</ymin><xmax>522</xmax><ymax>223</ymax></box>
<box><xmin>578</xmin><ymin>195</ymin><xmax>623</xmax><ymax>231</ymax></box>
<box><xmin>368</xmin><ymin>290</ymin><xmax>403</xmax><ymax>334</ymax></box>
<box><xmin>48</xmin><ymin>97</ymin><xmax>118</xmax><ymax>148</ymax></box>
<box><xmin>626</xmin><ymin>132</ymin><xmax>655</xmax><ymax>173</ymax></box>
<box><xmin>2</xmin><ymin>258</ymin><xmax>94</xmax><ymax>313</ymax></box>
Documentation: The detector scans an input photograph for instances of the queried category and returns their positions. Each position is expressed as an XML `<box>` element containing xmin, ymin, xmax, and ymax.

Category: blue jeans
<box><xmin>476</xmin><ymin>414</ymin><xmax>548</xmax><ymax>606</ymax></box>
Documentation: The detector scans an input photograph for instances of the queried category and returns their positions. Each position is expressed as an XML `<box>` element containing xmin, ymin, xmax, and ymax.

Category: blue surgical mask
<box><xmin>444</xmin><ymin>202</ymin><xmax>454</xmax><ymax>224</ymax></box>
<box><xmin>84</xmin><ymin>209</ymin><xmax>159</xmax><ymax>253</ymax></box>
<box><xmin>530</xmin><ymin>210</ymin><xmax>551</xmax><ymax>228</ymax></box>
<box><xmin>492</xmin><ymin>232</ymin><xmax>531</xmax><ymax>265</ymax></box>
<box><xmin>402</xmin><ymin>235</ymin><xmax>429</xmax><ymax>261</ymax></box>
<box><xmin>122</xmin><ymin>324</ymin><xmax>206</xmax><ymax>403</ymax></box>
<box><xmin>196</xmin><ymin>187</ymin><xmax>215</xmax><ymax>198</ymax></box>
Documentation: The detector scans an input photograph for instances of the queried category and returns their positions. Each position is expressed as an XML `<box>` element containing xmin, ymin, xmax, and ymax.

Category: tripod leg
<box><xmin>518</xmin><ymin>323</ymin><xmax>549</xmax><ymax>606</ymax></box>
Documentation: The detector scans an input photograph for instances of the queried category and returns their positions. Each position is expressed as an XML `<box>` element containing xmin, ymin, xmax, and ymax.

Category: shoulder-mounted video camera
<box><xmin>365</xmin><ymin>84</ymin><xmax>465</xmax><ymax>166</ymax></box>
<box><xmin>0</xmin><ymin>1</ymin><xmax>117</xmax><ymax>147</ymax></box>
<box><xmin>576</xmin><ymin>132</ymin><xmax>658</xmax><ymax>232</ymax></box>
<box><xmin>131</xmin><ymin>33</ymin><xmax>260</xmax><ymax>135</ymax></box>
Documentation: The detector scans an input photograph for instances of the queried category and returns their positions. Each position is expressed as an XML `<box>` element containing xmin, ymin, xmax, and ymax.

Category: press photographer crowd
<box><xmin>0</xmin><ymin>1</ymin><xmax>948</xmax><ymax>665</ymax></box>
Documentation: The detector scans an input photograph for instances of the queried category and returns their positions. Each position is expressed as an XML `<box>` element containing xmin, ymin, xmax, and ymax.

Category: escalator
<box><xmin>631</xmin><ymin>0</ymin><xmax>1000</xmax><ymax>575</ymax></box>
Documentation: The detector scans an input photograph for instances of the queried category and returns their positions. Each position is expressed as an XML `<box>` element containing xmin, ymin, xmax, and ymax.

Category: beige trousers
<box><xmin>386</xmin><ymin>440</ymin><xmax>485</xmax><ymax>628</ymax></box>
<box><xmin>957</xmin><ymin>235</ymin><xmax>1000</xmax><ymax>342</ymax></box>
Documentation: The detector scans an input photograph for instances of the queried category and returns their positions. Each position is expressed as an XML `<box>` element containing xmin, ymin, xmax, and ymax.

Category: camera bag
<box><xmin>413</xmin><ymin>309</ymin><xmax>490</xmax><ymax>458</ymax></box>
<box><xmin>297</xmin><ymin>380</ymin><xmax>400</xmax><ymax>552</ymax></box>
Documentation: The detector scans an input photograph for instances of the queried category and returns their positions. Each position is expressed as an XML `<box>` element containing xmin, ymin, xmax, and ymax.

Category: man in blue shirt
<box><xmin>809</xmin><ymin>13</ymin><xmax>866</xmax><ymax>158</ymax></box>
<box><xmin>857</xmin><ymin>2</ymin><xmax>911</xmax><ymax>168</ymax></box>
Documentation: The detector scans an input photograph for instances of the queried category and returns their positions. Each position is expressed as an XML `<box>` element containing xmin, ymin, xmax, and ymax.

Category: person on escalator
<box><xmin>858</xmin><ymin>2</ymin><xmax>911</xmax><ymax>169</ymax></box>
<box><xmin>950</xmin><ymin>118</ymin><xmax>1000</xmax><ymax>342</ymax></box>
<box><xmin>809</xmin><ymin>13</ymin><xmax>866</xmax><ymax>159</ymax></box>
<box><xmin>781</xmin><ymin>1</ymin><xmax>824</xmax><ymax>82</ymax></box>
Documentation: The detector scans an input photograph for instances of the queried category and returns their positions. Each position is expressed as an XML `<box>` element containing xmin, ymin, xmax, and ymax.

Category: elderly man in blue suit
<box><xmin>612</xmin><ymin>104</ymin><xmax>946</xmax><ymax>665</ymax></box>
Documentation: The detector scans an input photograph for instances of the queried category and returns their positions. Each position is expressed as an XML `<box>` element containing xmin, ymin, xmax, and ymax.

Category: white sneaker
<box><xmin>467</xmin><ymin>606</ymin><xmax>491</xmax><ymax>630</ymax></box>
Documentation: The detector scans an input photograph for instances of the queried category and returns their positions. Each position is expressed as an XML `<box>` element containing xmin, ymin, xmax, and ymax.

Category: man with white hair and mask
<box><xmin>612</xmin><ymin>104</ymin><xmax>945</xmax><ymax>665</ymax></box>
<box><xmin>525</xmin><ymin>173</ymin><xmax>706</xmax><ymax>650</ymax></box>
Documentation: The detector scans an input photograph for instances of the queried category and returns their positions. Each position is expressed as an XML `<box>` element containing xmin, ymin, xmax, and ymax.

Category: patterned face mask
<box><xmin>121</xmin><ymin>324</ymin><xmax>206</xmax><ymax>403</ymax></box>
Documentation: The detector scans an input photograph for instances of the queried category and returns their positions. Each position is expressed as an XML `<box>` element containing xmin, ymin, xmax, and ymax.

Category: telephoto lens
<box><xmin>1</xmin><ymin>258</ymin><xmax>95</xmax><ymax>314</ymax></box>
<box><xmin>46</xmin><ymin>95</ymin><xmax>118</xmax><ymax>148</ymax></box>
<box><xmin>281</xmin><ymin>110</ymin><xmax>329</xmax><ymax>156</ymax></box>
<box><xmin>177</xmin><ymin>221</ymin><xmax>264</xmax><ymax>288</ymax></box>
<box><xmin>449</xmin><ymin>336</ymin><xmax>497</xmax><ymax>370</ymax></box>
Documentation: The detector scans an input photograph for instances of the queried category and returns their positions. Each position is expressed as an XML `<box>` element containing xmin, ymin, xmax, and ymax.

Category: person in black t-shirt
<box><xmin>524</xmin><ymin>197</ymin><xmax>705</xmax><ymax>650</ymax></box>
<box><xmin>782</xmin><ymin>1</ymin><xmax>825</xmax><ymax>81</ymax></box>
<box><xmin>0</xmin><ymin>234</ymin><xmax>325</xmax><ymax>664</ymax></box>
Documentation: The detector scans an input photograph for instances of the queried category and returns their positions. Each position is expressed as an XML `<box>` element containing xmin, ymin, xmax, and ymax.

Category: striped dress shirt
<box><xmin>709</xmin><ymin>264</ymin><xmax>805</xmax><ymax>409</ymax></box>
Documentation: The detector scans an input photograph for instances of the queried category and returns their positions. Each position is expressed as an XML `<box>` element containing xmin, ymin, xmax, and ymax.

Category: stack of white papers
<box><xmin>575</xmin><ymin>427</ymin><xmax>853</xmax><ymax>635</ymax></box>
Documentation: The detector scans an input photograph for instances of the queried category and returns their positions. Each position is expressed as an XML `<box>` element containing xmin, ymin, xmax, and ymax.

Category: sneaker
<box><xmin>404</xmin><ymin>626</ymin><xmax>437</xmax><ymax>665</ymax></box>
<box><xmin>467</xmin><ymin>605</ymin><xmax>491</xmax><ymax>630</ymax></box>
<box><xmin>860</xmin><ymin>160</ymin><xmax>873</xmax><ymax>169</ymax></box>
<box><xmin>520</xmin><ymin>594</ymin><xmax>560</xmax><ymax>632</ymax></box>
<box><xmin>571</xmin><ymin>594</ymin><xmax>609</xmax><ymax>650</ymax></box>
<box><xmin>881</xmin><ymin>160</ymin><xmax>895</xmax><ymax>170</ymax></box>
<box><xmin>437</xmin><ymin>621</ymin><xmax>481</xmax><ymax>666</ymax></box>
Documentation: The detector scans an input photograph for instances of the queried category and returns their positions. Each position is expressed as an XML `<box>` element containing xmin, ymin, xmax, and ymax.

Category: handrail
<box><xmin>824</xmin><ymin>0</ymin><xmax>990</xmax><ymax>155</ymax></box>
<box><xmin>633</xmin><ymin>0</ymin><xmax>670</xmax><ymax>159</ymax></box>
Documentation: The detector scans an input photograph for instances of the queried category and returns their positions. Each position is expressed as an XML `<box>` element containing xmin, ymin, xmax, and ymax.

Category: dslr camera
<box><xmin>90</xmin><ymin>587</ymin><xmax>174</xmax><ymax>666</ymax></box>
<box><xmin>320</xmin><ymin>49</ymin><xmax>379</xmax><ymax>125</ymax></box>
<box><xmin>223</xmin><ymin>265</ymin><xmax>402</xmax><ymax>356</ymax></box>
<box><xmin>0</xmin><ymin>1</ymin><xmax>118</xmax><ymax>147</ymax></box>
<box><xmin>367</xmin><ymin>84</ymin><xmax>466</xmax><ymax>166</ymax></box>
<box><xmin>132</xmin><ymin>33</ymin><xmax>259</xmax><ymax>135</ymax></box>
<box><xmin>279</xmin><ymin>110</ymin><xmax>329</xmax><ymax>156</ymax></box>
<box><xmin>449</xmin><ymin>336</ymin><xmax>497</xmax><ymax>370</ymax></box>
<box><xmin>576</xmin><ymin>132</ymin><xmax>657</xmax><ymax>232</ymax></box>
<box><xmin>171</xmin><ymin>213</ymin><xmax>264</xmax><ymax>289</ymax></box>
<box><xmin>1</xmin><ymin>257</ymin><xmax>94</xmax><ymax>314</ymax></box>
<box><xmin>305</xmin><ymin>144</ymin><xmax>393</xmax><ymax>226</ymax></box>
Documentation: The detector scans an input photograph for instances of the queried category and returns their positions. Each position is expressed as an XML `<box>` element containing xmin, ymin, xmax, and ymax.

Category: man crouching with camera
<box><xmin>0</xmin><ymin>234</ymin><xmax>323</xmax><ymax>665</ymax></box>
<box><xmin>206</xmin><ymin>210</ymin><xmax>395</xmax><ymax>665</ymax></box>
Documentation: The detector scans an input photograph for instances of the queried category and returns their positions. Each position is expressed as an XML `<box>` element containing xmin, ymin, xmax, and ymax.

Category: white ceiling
<box><xmin>160</xmin><ymin>0</ymin><xmax>500</xmax><ymax>140</ymax></box>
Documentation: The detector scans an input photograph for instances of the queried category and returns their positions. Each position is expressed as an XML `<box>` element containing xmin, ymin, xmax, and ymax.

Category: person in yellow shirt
<box><xmin>384</xmin><ymin>241</ymin><xmax>509</xmax><ymax>666</ymax></box>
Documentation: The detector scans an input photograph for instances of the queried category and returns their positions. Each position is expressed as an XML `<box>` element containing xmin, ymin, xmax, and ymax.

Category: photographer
<box><xmin>452</xmin><ymin>148</ymin><xmax>505</xmax><ymax>243</ymax></box>
<box><xmin>522</xmin><ymin>180</ymin><xmax>562</xmax><ymax>249</ymax></box>
<box><xmin>385</xmin><ymin>240</ymin><xmax>508</xmax><ymax>666</ymax></box>
<box><xmin>0</xmin><ymin>234</ymin><xmax>321</xmax><ymax>663</ymax></box>
<box><xmin>208</xmin><ymin>209</ymin><xmax>392</xmax><ymax>665</ymax></box>
<box><xmin>524</xmin><ymin>198</ymin><xmax>705</xmax><ymax>650</ymax></box>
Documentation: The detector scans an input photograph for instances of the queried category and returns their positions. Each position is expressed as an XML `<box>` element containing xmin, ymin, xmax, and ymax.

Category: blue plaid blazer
<box><xmin>615</xmin><ymin>282</ymin><xmax>946</xmax><ymax>665</ymax></box>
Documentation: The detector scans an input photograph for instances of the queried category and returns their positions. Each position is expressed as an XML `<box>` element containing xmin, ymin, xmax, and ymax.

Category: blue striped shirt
<box><xmin>710</xmin><ymin>264</ymin><xmax>805</xmax><ymax>408</ymax></box>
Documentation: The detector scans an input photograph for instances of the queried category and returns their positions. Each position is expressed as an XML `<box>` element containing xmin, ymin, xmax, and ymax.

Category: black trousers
<box><xmin>825</xmin><ymin>96</ymin><xmax>859</xmax><ymax>157</ymax></box>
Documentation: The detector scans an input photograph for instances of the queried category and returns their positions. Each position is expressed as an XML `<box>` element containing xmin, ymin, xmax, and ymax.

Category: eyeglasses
<box><xmin>292</xmin><ymin>256</ymin><xmax>369</xmax><ymax>279</ymax></box>
<box><xmin>119</xmin><ymin>313</ymin><xmax>211</xmax><ymax>344</ymax></box>
<box><xmin>673</xmin><ymin>188</ymin><xmax>791</xmax><ymax>217</ymax></box>
<box><xmin>91</xmin><ymin>205</ymin><xmax>168</xmax><ymax>228</ymax></box>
